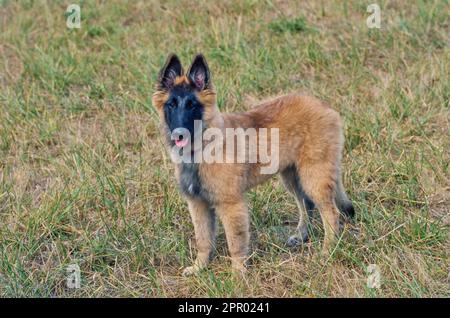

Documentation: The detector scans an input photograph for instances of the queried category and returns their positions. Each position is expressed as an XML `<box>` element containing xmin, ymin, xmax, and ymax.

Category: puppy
<box><xmin>152</xmin><ymin>54</ymin><xmax>354</xmax><ymax>275</ymax></box>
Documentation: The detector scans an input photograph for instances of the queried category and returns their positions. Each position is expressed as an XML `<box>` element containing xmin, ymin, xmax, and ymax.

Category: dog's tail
<box><xmin>335</xmin><ymin>177</ymin><xmax>355</xmax><ymax>218</ymax></box>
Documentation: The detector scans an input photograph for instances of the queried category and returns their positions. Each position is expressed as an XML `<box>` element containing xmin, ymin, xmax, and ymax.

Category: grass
<box><xmin>0</xmin><ymin>0</ymin><xmax>448</xmax><ymax>297</ymax></box>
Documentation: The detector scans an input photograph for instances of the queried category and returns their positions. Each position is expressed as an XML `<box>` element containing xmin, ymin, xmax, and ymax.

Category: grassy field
<box><xmin>0</xmin><ymin>0</ymin><xmax>448</xmax><ymax>297</ymax></box>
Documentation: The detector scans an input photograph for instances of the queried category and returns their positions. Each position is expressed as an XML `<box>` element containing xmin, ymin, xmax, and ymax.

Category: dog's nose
<box><xmin>171</xmin><ymin>128</ymin><xmax>189</xmax><ymax>141</ymax></box>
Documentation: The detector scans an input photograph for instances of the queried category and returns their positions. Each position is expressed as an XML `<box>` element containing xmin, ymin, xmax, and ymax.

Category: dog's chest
<box><xmin>179</xmin><ymin>163</ymin><xmax>209</xmax><ymax>200</ymax></box>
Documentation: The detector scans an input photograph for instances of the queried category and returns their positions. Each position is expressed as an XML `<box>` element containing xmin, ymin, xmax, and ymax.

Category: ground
<box><xmin>0</xmin><ymin>0</ymin><xmax>448</xmax><ymax>297</ymax></box>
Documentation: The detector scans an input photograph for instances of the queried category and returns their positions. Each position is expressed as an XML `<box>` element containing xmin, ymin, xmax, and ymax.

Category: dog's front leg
<box><xmin>215</xmin><ymin>200</ymin><xmax>249</xmax><ymax>274</ymax></box>
<box><xmin>183</xmin><ymin>198</ymin><xmax>216</xmax><ymax>276</ymax></box>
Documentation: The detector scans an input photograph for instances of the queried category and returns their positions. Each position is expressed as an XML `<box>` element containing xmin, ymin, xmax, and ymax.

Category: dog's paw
<box><xmin>182</xmin><ymin>265</ymin><xmax>202</xmax><ymax>277</ymax></box>
<box><xmin>286</xmin><ymin>234</ymin><xmax>308</xmax><ymax>247</ymax></box>
<box><xmin>230</xmin><ymin>257</ymin><xmax>247</xmax><ymax>277</ymax></box>
<box><xmin>231</xmin><ymin>264</ymin><xmax>247</xmax><ymax>280</ymax></box>
<box><xmin>232</xmin><ymin>263</ymin><xmax>247</xmax><ymax>274</ymax></box>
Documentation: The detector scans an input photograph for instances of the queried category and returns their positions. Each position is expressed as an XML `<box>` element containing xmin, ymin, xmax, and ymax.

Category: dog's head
<box><xmin>152</xmin><ymin>54</ymin><xmax>217</xmax><ymax>148</ymax></box>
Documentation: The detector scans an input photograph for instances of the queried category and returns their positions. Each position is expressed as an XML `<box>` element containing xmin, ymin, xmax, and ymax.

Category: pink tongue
<box><xmin>175</xmin><ymin>139</ymin><xmax>188</xmax><ymax>148</ymax></box>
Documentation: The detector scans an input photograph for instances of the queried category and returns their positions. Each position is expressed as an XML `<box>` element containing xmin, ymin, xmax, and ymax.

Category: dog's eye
<box><xmin>167</xmin><ymin>101</ymin><xmax>177</xmax><ymax>109</ymax></box>
<box><xmin>186</xmin><ymin>99</ymin><xmax>194</xmax><ymax>108</ymax></box>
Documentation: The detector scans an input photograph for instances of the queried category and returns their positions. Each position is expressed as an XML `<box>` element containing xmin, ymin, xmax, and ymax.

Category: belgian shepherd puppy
<box><xmin>152</xmin><ymin>54</ymin><xmax>354</xmax><ymax>275</ymax></box>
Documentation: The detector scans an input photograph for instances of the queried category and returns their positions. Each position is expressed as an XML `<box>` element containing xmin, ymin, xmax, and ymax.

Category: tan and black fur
<box><xmin>152</xmin><ymin>54</ymin><xmax>354</xmax><ymax>275</ymax></box>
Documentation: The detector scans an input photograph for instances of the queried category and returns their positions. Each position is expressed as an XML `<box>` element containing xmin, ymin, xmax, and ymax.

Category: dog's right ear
<box><xmin>157</xmin><ymin>54</ymin><xmax>183</xmax><ymax>91</ymax></box>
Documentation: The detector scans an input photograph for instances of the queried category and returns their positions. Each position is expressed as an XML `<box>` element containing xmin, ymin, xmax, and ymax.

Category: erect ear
<box><xmin>157</xmin><ymin>54</ymin><xmax>183</xmax><ymax>90</ymax></box>
<box><xmin>187</xmin><ymin>54</ymin><xmax>211</xmax><ymax>91</ymax></box>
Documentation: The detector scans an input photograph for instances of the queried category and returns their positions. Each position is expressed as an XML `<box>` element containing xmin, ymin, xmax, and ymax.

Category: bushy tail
<box><xmin>335</xmin><ymin>177</ymin><xmax>355</xmax><ymax>218</ymax></box>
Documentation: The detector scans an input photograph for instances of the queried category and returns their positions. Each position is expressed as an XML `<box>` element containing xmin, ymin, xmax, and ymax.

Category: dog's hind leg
<box><xmin>298</xmin><ymin>161</ymin><xmax>341</xmax><ymax>253</ymax></box>
<box><xmin>281</xmin><ymin>166</ymin><xmax>315</xmax><ymax>247</ymax></box>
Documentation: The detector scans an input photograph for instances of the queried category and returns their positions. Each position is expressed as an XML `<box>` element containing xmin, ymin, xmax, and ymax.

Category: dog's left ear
<box><xmin>187</xmin><ymin>54</ymin><xmax>211</xmax><ymax>90</ymax></box>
